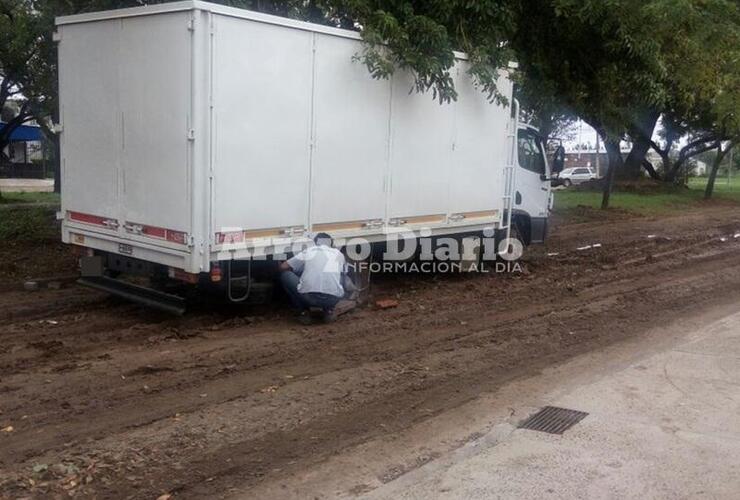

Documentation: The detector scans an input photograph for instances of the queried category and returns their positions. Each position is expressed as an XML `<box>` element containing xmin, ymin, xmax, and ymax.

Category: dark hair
<box><xmin>313</xmin><ymin>232</ymin><xmax>333</xmax><ymax>247</ymax></box>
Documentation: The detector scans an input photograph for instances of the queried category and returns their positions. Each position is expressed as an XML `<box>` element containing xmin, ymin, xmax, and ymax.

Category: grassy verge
<box><xmin>0</xmin><ymin>206</ymin><xmax>59</xmax><ymax>241</ymax></box>
<box><xmin>0</xmin><ymin>205</ymin><xmax>73</xmax><ymax>284</ymax></box>
<box><xmin>554</xmin><ymin>178</ymin><xmax>740</xmax><ymax>216</ymax></box>
<box><xmin>0</xmin><ymin>191</ymin><xmax>60</xmax><ymax>204</ymax></box>
<box><xmin>687</xmin><ymin>176</ymin><xmax>740</xmax><ymax>201</ymax></box>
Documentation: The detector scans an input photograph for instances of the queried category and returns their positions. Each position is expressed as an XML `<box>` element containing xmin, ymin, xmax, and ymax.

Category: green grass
<box><xmin>0</xmin><ymin>206</ymin><xmax>59</xmax><ymax>241</ymax></box>
<box><xmin>687</xmin><ymin>176</ymin><xmax>740</xmax><ymax>201</ymax></box>
<box><xmin>554</xmin><ymin>177</ymin><xmax>740</xmax><ymax>216</ymax></box>
<box><xmin>0</xmin><ymin>191</ymin><xmax>60</xmax><ymax>204</ymax></box>
<box><xmin>0</xmin><ymin>192</ymin><xmax>60</xmax><ymax>241</ymax></box>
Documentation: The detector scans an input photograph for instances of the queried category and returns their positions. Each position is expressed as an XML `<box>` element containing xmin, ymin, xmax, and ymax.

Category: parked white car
<box><xmin>557</xmin><ymin>167</ymin><xmax>598</xmax><ymax>186</ymax></box>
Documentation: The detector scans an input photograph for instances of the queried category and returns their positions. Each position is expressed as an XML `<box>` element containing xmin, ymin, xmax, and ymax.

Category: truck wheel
<box><xmin>563</xmin><ymin>179</ymin><xmax>572</xmax><ymax>187</ymax></box>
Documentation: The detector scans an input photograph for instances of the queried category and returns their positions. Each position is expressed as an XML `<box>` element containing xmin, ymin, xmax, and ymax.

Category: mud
<box><xmin>2</xmin><ymin>205</ymin><xmax>740</xmax><ymax>499</ymax></box>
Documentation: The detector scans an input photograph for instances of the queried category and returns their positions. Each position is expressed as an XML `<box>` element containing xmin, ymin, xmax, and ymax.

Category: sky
<box><xmin>563</xmin><ymin>120</ymin><xmax>602</xmax><ymax>152</ymax></box>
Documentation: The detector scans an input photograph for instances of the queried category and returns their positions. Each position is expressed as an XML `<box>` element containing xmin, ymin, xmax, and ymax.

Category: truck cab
<box><xmin>512</xmin><ymin>125</ymin><xmax>553</xmax><ymax>245</ymax></box>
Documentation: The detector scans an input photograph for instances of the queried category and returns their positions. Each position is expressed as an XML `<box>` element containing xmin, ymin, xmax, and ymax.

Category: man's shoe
<box><xmin>297</xmin><ymin>310</ymin><xmax>313</xmax><ymax>325</ymax></box>
<box><xmin>322</xmin><ymin>308</ymin><xmax>337</xmax><ymax>324</ymax></box>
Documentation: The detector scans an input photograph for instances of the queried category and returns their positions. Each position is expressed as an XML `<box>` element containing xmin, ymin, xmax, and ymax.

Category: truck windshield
<box><xmin>517</xmin><ymin>129</ymin><xmax>546</xmax><ymax>175</ymax></box>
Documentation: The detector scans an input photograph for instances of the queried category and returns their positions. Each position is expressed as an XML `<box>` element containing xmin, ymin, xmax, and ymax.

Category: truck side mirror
<box><xmin>552</xmin><ymin>145</ymin><xmax>566</xmax><ymax>174</ymax></box>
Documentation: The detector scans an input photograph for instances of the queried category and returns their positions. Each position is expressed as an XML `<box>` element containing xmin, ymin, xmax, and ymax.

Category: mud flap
<box><xmin>530</xmin><ymin>217</ymin><xmax>549</xmax><ymax>244</ymax></box>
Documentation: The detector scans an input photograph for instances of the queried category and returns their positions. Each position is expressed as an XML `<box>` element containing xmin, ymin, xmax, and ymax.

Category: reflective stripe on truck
<box><xmin>123</xmin><ymin>221</ymin><xmax>188</xmax><ymax>245</ymax></box>
<box><xmin>68</xmin><ymin>211</ymin><xmax>119</xmax><ymax>229</ymax></box>
<box><xmin>67</xmin><ymin>212</ymin><xmax>188</xmax><ymax>246</ymax></box>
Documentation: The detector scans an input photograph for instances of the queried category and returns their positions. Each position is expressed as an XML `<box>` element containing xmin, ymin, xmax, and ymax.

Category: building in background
<box><xmin>0</xmin><ymin>121</ymin><xmax>47</xmax><ymax>178</ymax></box>
<box><xmin>563</xmin><ymin>143</ymin><xmax>632</xmax><ymax>178</ymax></box>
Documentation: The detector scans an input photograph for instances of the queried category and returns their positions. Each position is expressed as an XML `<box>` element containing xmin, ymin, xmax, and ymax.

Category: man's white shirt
<box><xmin>287</xmin><ymin>245</ymin><xmax>346</xmax><ymax>298</ymax></box>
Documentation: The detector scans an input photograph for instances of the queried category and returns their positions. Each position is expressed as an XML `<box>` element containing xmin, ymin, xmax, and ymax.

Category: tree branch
<box><xmin>649</xmin><ymin>138</ymin><xmax>667</xmax><ymax>156</ymax></box>
<box><xmin>0</xmin><ymin>101</ymin><xmax>32</xmax><ymax>145</ymax></box>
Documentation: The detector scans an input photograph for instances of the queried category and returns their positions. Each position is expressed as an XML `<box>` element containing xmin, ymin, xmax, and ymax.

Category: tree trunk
<box><xmin>622</xmin><ymin>110</ymin><xmax>659</xmax><ymax>180</ymax></box>
<box><xmin>662</xmin><ymin>155</ymin><xmax>678</xmax><ymax>183</ymax></box>
<box><xmin>622</xmin><ymin>136</ymin><xmax>652</xmax><ymax>179</ymax></box>
<box><xmin>705</xmin><ymin>142</ymin><xmax>736</xmax><ymax>199</ymax></box>
<box><xmin>601</xmin><ymin>138</ymin><xmax>623</xmax><ymax>209</ymax></box>
<box><xmin>666</xmin><ymin>139</ymin><xmax>720</xmax><ymax>184</ymax></box>
<box><xmin>642</xmin><ymin>159</ymin><xmax>661</xmax><ymax>180</ymax></box>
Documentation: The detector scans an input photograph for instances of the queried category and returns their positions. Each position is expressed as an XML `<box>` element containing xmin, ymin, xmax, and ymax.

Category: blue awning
<box><xmin>1</xmin><ymin>122</ymin><xmax>43</xmax><ymax>142</ymax></box>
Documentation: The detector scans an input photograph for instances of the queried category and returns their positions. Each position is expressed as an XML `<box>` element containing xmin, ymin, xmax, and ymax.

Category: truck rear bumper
<box><xmin>63</xmin><ymin>224</ymin><xmax>196</xmax><ymax>272</ymax></box>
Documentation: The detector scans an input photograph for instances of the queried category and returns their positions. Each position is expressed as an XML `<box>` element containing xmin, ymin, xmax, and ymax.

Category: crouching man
<box><xmin>279</xmin><ymin>232</ymin><xmax>346</xmax><ymax>324</ymax></box>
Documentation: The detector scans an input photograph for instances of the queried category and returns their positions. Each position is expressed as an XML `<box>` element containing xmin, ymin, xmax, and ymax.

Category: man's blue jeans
<box><xmin>280</xmin><ymin>271</ymin><xmax>341</xmax><ymax>312</ymax></box>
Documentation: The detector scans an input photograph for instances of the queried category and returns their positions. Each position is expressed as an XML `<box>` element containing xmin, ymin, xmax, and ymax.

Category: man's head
<box><xmin>313</xmin><ymin>232</ymin><xmax>333</xmax><ymax>247</ymax></box>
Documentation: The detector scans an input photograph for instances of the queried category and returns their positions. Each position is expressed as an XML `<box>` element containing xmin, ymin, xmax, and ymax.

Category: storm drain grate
<box><xmin>518</xmin><ymin>406</ymin><xmax>589</xmax><ymax>435</ymax></box>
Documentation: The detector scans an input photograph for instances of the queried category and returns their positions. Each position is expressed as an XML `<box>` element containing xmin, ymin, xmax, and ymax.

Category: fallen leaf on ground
<box><xmin>1</xmin><ymin>425</ymin><xmax>13</xmax><ymax>432</ymax></box>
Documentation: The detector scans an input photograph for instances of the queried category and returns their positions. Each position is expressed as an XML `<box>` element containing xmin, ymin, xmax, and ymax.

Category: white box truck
<box><xmin>55</xmin><ymin>1</ymin><xmax>557</xmax><ymax>313</ymax></box>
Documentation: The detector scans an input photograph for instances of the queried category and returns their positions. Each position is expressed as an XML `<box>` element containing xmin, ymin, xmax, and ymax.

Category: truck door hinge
<box><xmin>187</xmin><ymin>129</ymin><xmax>195</xmax><ymax>141</ymax></box>
<box><xmin>187</xmin><ymin>18</ymin><xmax>195</xmax><ymax>31</ymax></box>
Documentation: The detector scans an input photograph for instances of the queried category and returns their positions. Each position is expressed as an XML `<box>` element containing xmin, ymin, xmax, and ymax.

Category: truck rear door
<box><xmin>117</xmin><ymin>13</ymin><xmax>193</xmax><ymax>248</ymax></box>
<box><xmin>59</xmin><ymin>19</ymin><xmax>121</xmax><ymax>229</ymax></box>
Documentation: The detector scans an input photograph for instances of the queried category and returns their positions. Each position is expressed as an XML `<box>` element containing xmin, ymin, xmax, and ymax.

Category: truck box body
<box><xmin>57</xmin><ymin>1</ymin><xmax>524</xmax><ymax>274</ymax></box>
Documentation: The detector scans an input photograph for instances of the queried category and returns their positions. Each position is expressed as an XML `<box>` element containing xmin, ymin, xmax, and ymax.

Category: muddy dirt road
<box><xmin>2</xmin><ymin>205</ymin><xmax>740</xmax><ymax>499</ymax></box>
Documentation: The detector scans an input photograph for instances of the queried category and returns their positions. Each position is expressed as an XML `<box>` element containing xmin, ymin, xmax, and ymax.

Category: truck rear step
<box><xmin>78</xmin><ymin>276</ymin><xmax>186</xmax><ymax>315</ymax></box>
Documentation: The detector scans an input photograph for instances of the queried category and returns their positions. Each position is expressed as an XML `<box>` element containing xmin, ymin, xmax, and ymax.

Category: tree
<box><xmin>515</xmin><ymin>74</ymin><xmax>577</xmax><ymax>142</ymax></box>
<box><xmin>512</xmin><ymin>0</ymin><xmax>740</xmax><ymax>208</ymax></box>
<box><xmin>316</xmin><ymin>1</ymin><xmax>517</xmax><ymax>104</ymax></box>
<box><xmin>649</xmin><ymin>122</ymin><xmax>724</xmax><ymax>183</ymax></box>
<box><xmin>705</xmin><ymin>140</ymin><xmax>738</xmax><ymax>199</ymax></box>
<box><xmin>645</xmin><ymin>0</ymin><xmax>740</xmax><ymax>183</ymax></box>
<box><xmin>701</xmin><ymin>27</ymin><xmax>740</xmax><ymax>198</ymax></box>
<box><xmin>623</xmin><ymin>109</ymin><xmax>660</xmax><ymax>179</ymax></box>
<box><xmin>1</xmin><ymin>0</ymin><xmax>66</xmax><ymax>194</ymax></box>
<box><xmin>511</xmin><ymin>0</ymin><xmax>674</xmax><ymax>208</ymax></box>
<box><xmin>0</xmin><ymin>1</ymin><xmax>46</xmax><ymax>162</ymax></box>
<box><xmin>9</xmin><ymin>0</ymin><xmax>739</xmax><ymax>208</ymax></box>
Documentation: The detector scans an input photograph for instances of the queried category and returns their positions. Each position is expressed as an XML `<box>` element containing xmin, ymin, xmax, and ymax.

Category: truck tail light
<box><xmin>210</xmin><ymin>265</ymin><xmax>222</xmax><ymax>283</ymax></box>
